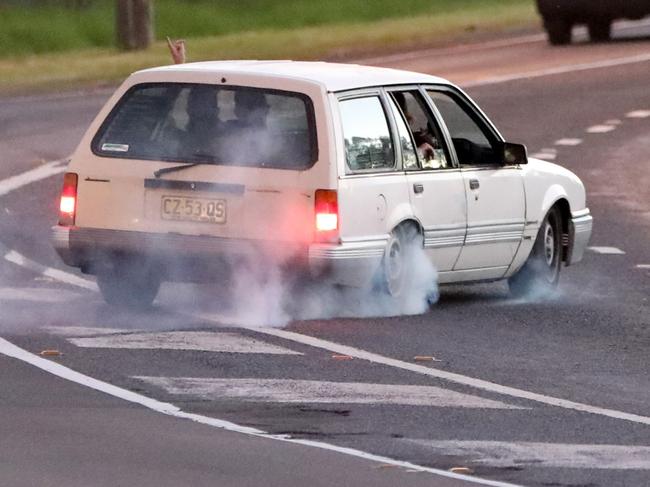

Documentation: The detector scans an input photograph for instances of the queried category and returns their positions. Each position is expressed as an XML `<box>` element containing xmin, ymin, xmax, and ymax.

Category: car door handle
<box><xmin>469</xmin><ymin>179</ymin><xmax>480</xmax><ymax>190</ymax></box>
<box><xmin>413</xmin><ymin>183</ymin><xmax>424</xmax><ymax>194</ymax></box>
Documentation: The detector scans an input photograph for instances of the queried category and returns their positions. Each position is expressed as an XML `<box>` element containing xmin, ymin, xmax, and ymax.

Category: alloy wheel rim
<box><xmin>544</xmin><ymin>221</ymin><xmax>555</xmax><ymax>267</ymax></box>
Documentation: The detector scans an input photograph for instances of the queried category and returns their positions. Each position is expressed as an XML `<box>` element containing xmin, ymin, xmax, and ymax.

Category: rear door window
<box><xmin>339</xmin><ymin>96</ymin><xmax>395</xmax><ymax>172</ymax></box>
<box><xmin>92</xmin><ymin>83</ymin><xmax>317</xmax><ymax>170</ymax></box>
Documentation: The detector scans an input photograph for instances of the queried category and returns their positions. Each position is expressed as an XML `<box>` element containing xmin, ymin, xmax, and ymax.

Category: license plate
<box><xmin>161</xmin><ymin>195</ymin><xmax>227</xmax><ymax>223</ymax></box>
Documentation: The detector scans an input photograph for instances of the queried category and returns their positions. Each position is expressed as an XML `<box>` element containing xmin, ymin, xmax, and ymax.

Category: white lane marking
<box><xmin>636</xmin><ymin>264</ymin><xmax>650</xmax><ymax>270</ymax></box>
<box><xmin>42</xmin><ymin>326</ymin><xmax>140</xmax><ymax>337</ymax></box>
<box><xmin>0</xmin><ymin>339</ymin><xmax>518</xmax><ymax>487</ymax></box>
<box><xmin>137</xmin><ymin>377</ymin><xmax>526</xmax><ymax>409</ymax></box>
<box><xmin>0</xmin><ymin>286</ymin><xmax>81</xmax><ymax>303</ymax></box>
<box><xmin>69</xmin><ymin>331</ymin><xmax>303</xmax><ymax>355</ymax></box>
<box><xmin>588</xmin><ymin>246</ymin><xmax>626</xmax><ymax>255</ymax></box>
<box><xmin>586</xmin><ymin>125</ymin><xmax>617</xmax><ymax>134</ymax></box>
<box><xmin>1</xmin><ymin>244</ymin><xmax>648</xmax><ymax>427</ymax></box>
<box><xmin>529</xmin><ymin>152</ymin><xmax>557</xmax><ymax>161</ymax></box>
<box><xmin>0</xmin><ymin>159</ymin><xmax>67</xmax><ymax>197</ymax></box>
<box><xmin>554</xmin><ymin>138</ymin><xmax>583</xmax><ymax>146</ymax></box>
<box><xmin>358</xmin><ymin>34</ymin><xmax>545</xmax><ymax>65</ymax></box>
<box><xmin>626</xmin><ymin>110</ymin><xmax>650</xmax><ymax>119</ymax></box>
<box><xmin>463</xmin><ymin>52</ymin><xmax>650</xmax><ymax>88</ymax></box>
<box><xmin>198</xmin><ymin>323</ymin><xmax>650</xmax><ymax>426</ymax></box>
<box><xmin>2</xmin><ymin>249</ymin><xmax>98</xmax><ymax>291</ymax></box>
<box><xmin>406</xmin><ymin>440</ymin><xmax>650</xmax><ymax>470</ymax></box>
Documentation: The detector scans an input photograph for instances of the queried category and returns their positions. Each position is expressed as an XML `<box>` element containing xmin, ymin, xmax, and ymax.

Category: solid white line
<box><xmin>586</xmin><ymin>125</ymin><xmax>616</xmax><ymax>134</ymax></box>
<box><xmin>406</xmin><ymin>440</ymin><xmax>650</xmax><ymax>470</ymax></box>
<box><xmin>463</xmin><ymin>52</ymin><xmax>650</xmax><ymax>88</ymax></box>
<box><xmin>636</xmin><ymin>264</ymin><xmax>650</xmax><ymax>270</ymax></box>
<box><xmin>0</xmin><ymin>286</ymin><xmax>80</xmax><ymax>303</ymax></box>
<box><xmin>69</xmin><ymin>331</ymin><xmax>303</xmax><ymax>355</ymax></box>
<box><xmin>0</xmin><ymin>337</ymin><xmax>519</xmax><ymax>487</ymax></box>
<box><xmin>217</xmin><ymin>325</ymin><xmax>650</xmax><ymax>426</ymax></box>
<box><xmin>554</xmin><ymin>138</ymin><xmax>583</xmax><ymax>146</ymax></box>
<box><xmin>358</xmin><ymin>34</ymin><xmax>545</xmax><ymax>65</ymax></box>
<box><xmin>588</xmin><ymin>246</ymin><xmax>626</xmax><ymax>255</ymax></box>
<box><xmin>0</xmin><ymin>159</ymin><xmax>67</xmax><ymax>197</ymax></box>
<box><xmin>136</xmin><ymin>377</ymin><xmax>525</xmax><ymax>409</ymax></box>
<box><xmin>2</xmin><ymin>249</ymin><xmax>98</xmax><ymax>291</ymax></box>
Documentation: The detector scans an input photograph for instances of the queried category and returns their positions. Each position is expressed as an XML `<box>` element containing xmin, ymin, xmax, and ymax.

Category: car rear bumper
<box><xmin>567</xmin><ymin>209</ymin><xmax>593</xmax><ymax>265</ymax></box>
<box><xmin>52</xmin><ymin>226</ymin><xmax>386</xmax><ymax>287</ymax></box>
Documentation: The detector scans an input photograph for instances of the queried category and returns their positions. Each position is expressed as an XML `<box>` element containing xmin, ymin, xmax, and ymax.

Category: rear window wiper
<box><xmin>154</xmin><ymin>162</ymin><xmax>201</xmax><ymax>178</ymax></box>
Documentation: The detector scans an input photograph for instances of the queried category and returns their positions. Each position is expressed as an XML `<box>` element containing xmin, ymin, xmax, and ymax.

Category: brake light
<box><xmin>314</xmin><ymin>189</ymin><xmax>338</xmax><ymax>241</ymax></box>
<box><xmin>58</xmin><ymin>172</ymin><xmax>78</xmax><ymax>226</ymax></box>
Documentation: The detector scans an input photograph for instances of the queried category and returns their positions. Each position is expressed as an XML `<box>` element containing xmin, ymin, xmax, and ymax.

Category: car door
<box><xmin>425</xmin><ymin>87</ymin><xmax>525</xmax><ymax>276</ymax></box>
<box><xmin>384</xmin><ymin>88</ymin><xmax>467</xmax><ymax>273</ymax></box>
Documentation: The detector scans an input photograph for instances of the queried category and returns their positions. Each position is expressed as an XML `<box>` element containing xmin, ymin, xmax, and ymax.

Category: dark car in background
<box><xmin>537</xmin><ymin>0</ymin><xmax>650</xmax><ymax>44</ymax></box>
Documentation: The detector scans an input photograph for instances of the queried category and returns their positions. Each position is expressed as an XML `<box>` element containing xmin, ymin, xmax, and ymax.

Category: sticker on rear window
<box><xmin>101</xmin><ymin>143</ymin><xmax>129</xmax><ymax>152</ymax></box>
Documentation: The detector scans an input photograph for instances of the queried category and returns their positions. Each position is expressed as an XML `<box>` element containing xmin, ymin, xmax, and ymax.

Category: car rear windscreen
<box><xmin>92</xmin><ymin>83</ymin><xmax>317</xmax><ymax>170</ymax></box>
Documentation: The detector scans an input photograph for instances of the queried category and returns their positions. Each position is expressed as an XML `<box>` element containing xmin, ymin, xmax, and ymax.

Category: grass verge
<box><xmin>0</xmin><ymin>1</ymin><xmax>538</xmax><ymax>95</ymax></box>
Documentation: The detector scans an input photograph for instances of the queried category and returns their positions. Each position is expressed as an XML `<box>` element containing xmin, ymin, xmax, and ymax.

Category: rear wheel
<box><xmin>508</xmin><ymin>207</ymin><xmax>562</xmax><ymax>299</ymax></box>
<box><xmin>379</xmin><ymin>223</ymin><xmax>420</xmax><ymax>298</ymax></box>
<box><xmin>97</xmin><ymin>262</ymin><xmax>161</xmax><ymax>309</ymax></box>
<box><xmin>544</xmin><ymin>18</ymin><xmax>572</xmax><ymax>45</ymax></box>
<box><xmin>588</xmin><ymin>19</ymin><xmax>612</xmax><ymax>42</ymax></box>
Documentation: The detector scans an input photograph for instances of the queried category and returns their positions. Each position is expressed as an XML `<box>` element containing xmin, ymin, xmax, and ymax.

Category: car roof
<box><xmin>138</xmin><ymin>60</ymin><xmax>450</xmax><ymax>92</ymax></box>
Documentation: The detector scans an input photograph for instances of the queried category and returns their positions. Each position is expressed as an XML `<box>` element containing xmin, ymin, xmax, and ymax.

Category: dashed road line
<box><xmin>554</xmin><ymin>138</ymin><xmax>583</xmax><ymax>146</ymax></box>
<box><xmin>636</xmin><ymin>264</ymin><xmax>650</xmax><ymax>270</ymax></box>
<box><xmin>405</xmin><ymin>440</ymin><xmax>650</xmax><ymax>470</ymax></box>
<box><xmin>626</xmin><ymin>110</ymin><xmax>650</xmax><ymax>119</ymax></box>
<box><xmin>136</xmin><ymin>376</ymin><xmax>526</xmax><ymax>409</ymax></box>
<box><xmin>69</xmin><ymin>331</ymin><xmax>303</xmax><ymax>355</ymax></box>
<box><xmin>0</xmin><ymin>337</ymin><xmax>518</xmax><ymax>487</ymax></box>
<box><xmin>586</xmin><ymin>124</ymin><xmax>617</xmax><ymax>134</ymax></box>
<box><xmin>529</xmin><ymin>148</ymin><xmax>557</xmax><ymax>161</ymax></box>
<box><xmin>588</xmin><ymin>246</ymin><xmax>626</xmax><ymax>255</ymax></box>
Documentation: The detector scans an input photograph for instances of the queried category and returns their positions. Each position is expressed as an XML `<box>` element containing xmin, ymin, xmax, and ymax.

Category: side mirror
<box><xmin>501</xmin><ymin>142</ymin><xmax>528</xmax><ymax>165</ymax></box>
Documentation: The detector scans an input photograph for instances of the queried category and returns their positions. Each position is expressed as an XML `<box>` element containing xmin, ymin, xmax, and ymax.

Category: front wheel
<box><xmin>588</xmin><ymin>19</ymin><xmax>612</xmax><ymax>42</ymax></box>
<box><xmin>544</xmin><ymin>18</ymin><xmax>572</xmax><ymax>45</ymax></box>
<box><xmin>508</xmin><ymin>207</ymin><xmax>562</xmax><ymax>299</ymax></box>
<box><xmin>97</xmin><ymin>262</ymin><xmax>161</xmax><ymax>309</ymax></box>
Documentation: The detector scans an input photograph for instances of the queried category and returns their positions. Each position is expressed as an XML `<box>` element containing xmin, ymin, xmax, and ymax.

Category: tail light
<box><xmin>58</xmin><ymin>172</ymin><xmax>78</xmax><ymax>226</ymax></box>
<box><xmin>314</xmin><ymin>189</ymin><xmax>338</xmax><ymax>242</ymax></box>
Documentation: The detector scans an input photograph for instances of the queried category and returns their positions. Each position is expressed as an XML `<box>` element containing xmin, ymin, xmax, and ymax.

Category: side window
<box><xmin>339</xmin><ymin>96</ymin><xmax>395</xmax><ymax>171</ymax></box>
<box><xmin>386</xmin><ymin>96</ymin><xmax>418</xmax><ymax>170</ymax></box>
<box><xmin>391</xmin><ymin>90</ymin><xmax>451</xmax><ymax>170</ymax></box>
<box><xmin>426</xmin><ymin>90</ymin><xmax>497</xmax><ymax>166</ymax></box>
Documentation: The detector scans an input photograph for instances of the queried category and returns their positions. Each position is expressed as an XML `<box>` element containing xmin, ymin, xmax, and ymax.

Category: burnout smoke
<box><xmin>209</xmin><ymin>240</ymin><xmax>439</xmax><ymax>328</ymax></box>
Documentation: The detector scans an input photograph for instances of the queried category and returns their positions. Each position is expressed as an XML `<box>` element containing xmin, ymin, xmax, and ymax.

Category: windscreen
<box><xmin>92</xmin><ymin>83</ymin><xmax>317</xmax><ymax>170</ymax></box>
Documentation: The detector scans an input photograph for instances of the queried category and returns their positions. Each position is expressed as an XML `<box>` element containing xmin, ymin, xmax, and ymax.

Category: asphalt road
<box><xmin>1</xmin><ymin>21</ymin><xmax>649</xmax><ymax>487</ymax></box>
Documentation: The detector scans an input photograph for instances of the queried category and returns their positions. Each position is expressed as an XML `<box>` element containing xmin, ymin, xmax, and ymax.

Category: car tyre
<box><xmin>97</xmin><ymin>262</ymin><xmax>161</xmax><ymax>309</ymax></box>
<box><xmin>587</xmin><ymin>19</ymin><xmax>612</xmax><ymax>42</ymax></box>
<box><xmin>508</xmin><ymin>206</ymin><xmax>562</xmax><ymax>299</ymax></box>
<box><xmin>379</xmin><ymin>223</ymin><xmax>419</xmax><ymax>298</ymax></box>
<box><xmin>544</xmin><ymin>18</ymin><xmax>572</xmax><ymax>45</ymax></box>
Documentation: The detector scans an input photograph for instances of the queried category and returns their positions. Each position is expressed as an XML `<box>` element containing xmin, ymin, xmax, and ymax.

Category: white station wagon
<box><xmin>52</xmin><ymin>61</ymin><xmax>593</xmax><ymax>307</ymax></box>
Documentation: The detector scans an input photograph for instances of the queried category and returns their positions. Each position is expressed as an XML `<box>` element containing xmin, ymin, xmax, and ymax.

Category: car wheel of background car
<box><xmin>379</xmin><ymin>223</ymin><xmax>420</xmax><ymax>298</ymax></box>
<box><xmin>96</xmin><ymin>262</ymin><xmax>161</xmax><ymax>309</ymax></box>
<box><xmin>544</xmin><ymin>18</ymin><xmax>573</xmax><ymax>45</ymax></box>
<box><xmin>587</xmin><ymin>19</ymin><xmax>612</xmax><ymax>42</ymax></box>
<box><xmin>508</xmin><ymin>206</ymin><xmax>562</xmax><ymax>299</ymax></box>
